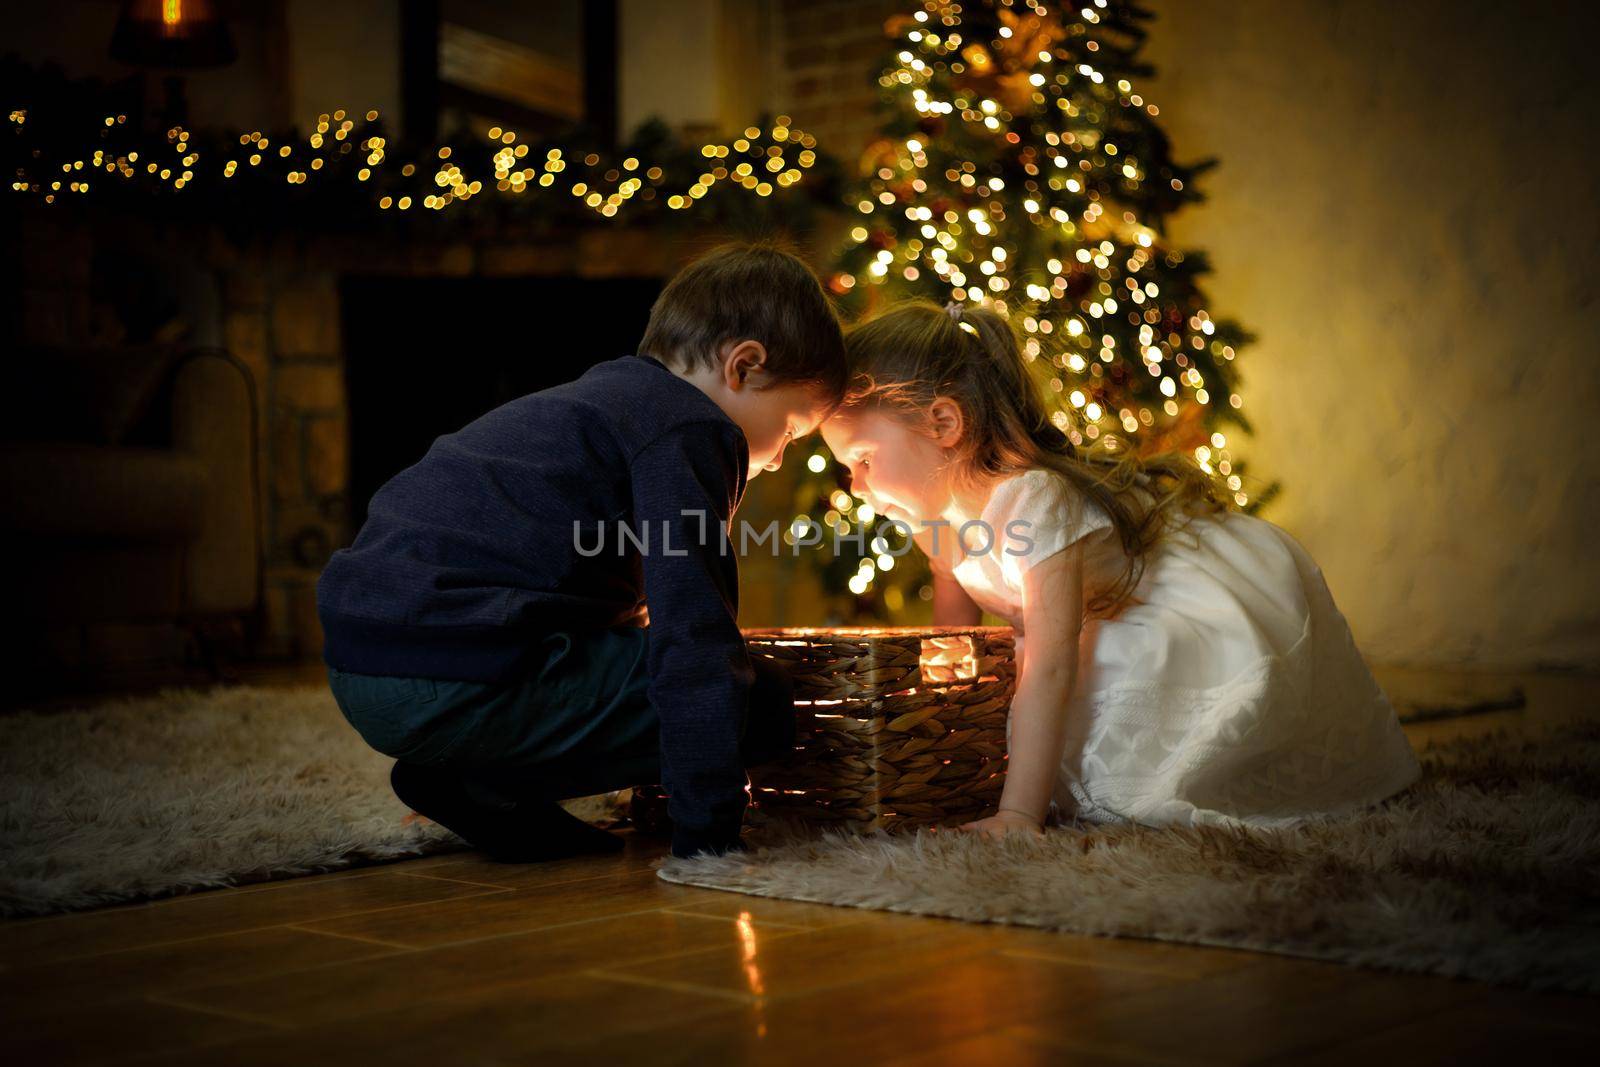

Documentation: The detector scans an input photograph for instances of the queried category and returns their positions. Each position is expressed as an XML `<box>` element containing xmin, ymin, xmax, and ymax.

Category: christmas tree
<box><xmin>799</xmin><ymin>0</ymin><xmax>1267</xmax><ymax>618</ymax></box>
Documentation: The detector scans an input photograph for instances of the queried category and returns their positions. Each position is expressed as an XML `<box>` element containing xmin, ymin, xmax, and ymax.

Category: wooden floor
<box><xmin>2</xmin><ymin>669</ymin><xmax>1595</xmax><ymax>1066</ymax></box>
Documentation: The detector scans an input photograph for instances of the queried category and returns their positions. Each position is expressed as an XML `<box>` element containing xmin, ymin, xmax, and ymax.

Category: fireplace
<box><xmin>227</xmin><ymin>229</ymin><xmax>686</xmax><ymax>662</ymax></box>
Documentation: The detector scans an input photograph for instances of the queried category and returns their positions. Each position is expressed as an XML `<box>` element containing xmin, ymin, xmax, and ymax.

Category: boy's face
<box><xmin>681</xmin><ymin>340</ymin><xmax>834</xmax><ymax>479</ymax></box>
<box><xmin>724</xmin><ymin>379</ymin><xmax>832</xmax><ymax>480</ymax></box>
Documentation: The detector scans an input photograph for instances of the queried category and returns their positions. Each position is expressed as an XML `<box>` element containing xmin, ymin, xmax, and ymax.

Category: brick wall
<box><xmin>776</xmin><ymin>0</ymin><xmax>905</xmax><ymax>165</ymax></box>
<box><xmin>222</xmin><ymin>264</ymin><xmax>349</xmax><ymax>660</ymax></box>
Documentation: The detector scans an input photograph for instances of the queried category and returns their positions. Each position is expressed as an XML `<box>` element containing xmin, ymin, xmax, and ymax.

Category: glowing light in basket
<box><xmin>760</xmin><ymin>627</ymin><xmax>997</xmax><ymax>698</ymax></box>
<box><xmin>919</xmin><ymin>634</ymin><xmax>982</xmax><ymax>685</ymax></box>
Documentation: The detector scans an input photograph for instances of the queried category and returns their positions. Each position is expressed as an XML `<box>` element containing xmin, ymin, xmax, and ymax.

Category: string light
<box><xmin>6</xmin><ymin>108</ymin><xmax>820</xmax><ymax>221</ymax></box>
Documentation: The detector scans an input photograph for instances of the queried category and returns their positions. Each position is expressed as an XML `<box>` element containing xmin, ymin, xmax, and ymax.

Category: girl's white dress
<box><xmin>953</xmin><ymin>469</ymin><xmax>1420</xmax><ymax>828</ymax></box>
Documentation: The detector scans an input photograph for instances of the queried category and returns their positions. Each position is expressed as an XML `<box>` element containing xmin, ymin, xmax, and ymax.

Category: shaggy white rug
<box><xmin>660</xmin><ymin>721</ymin><xmax>1600</xmax><ymax>993</ymax></box>
<box><xmin>0</xmin><ymin>686</ymin><xmax>620</xmax><ymax>917</ymax></box>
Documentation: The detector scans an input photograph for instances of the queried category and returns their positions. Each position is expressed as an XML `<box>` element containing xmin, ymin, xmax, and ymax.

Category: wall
<box><xmin>284</xmin><ymin>0</ymin><xmax>403</xmax><ymax>133</ymax></box>
<box><xmin>619</xmin><ymin>0</ymin><xmax>720</xmax><ymax>134</ymax></box>
<box><xmin>618</xmin><ymin>0</ymin><xmax>780</xmax><ymax>139</ymax></box>
<box><xmin>1140</xmin><ymin>0</ymin><xmax>1600</xmax><ymax>669</ymax></box>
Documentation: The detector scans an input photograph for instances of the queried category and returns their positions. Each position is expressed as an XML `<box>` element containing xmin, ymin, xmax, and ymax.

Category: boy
<box><xmin>317</xmin><ymin>243</ymin><xmax>845</xmax><ymax>861</ymax></box>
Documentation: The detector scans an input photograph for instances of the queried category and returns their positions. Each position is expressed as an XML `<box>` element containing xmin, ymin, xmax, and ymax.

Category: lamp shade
<box><xmin>110</xmin><ymin>0</ymin><xmax>237</xmax><ymax>70</ymax></box>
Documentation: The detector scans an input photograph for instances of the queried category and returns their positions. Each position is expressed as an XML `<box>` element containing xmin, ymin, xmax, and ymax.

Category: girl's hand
<box><xmin>956</xmin><ymin>809</ymin><xmax>1046</xmax><ymax>840</ymax></box>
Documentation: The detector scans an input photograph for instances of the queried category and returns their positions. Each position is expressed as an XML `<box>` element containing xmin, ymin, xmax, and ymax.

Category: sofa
<box><xmin>1</xmin><ymin>345</ymin><xmax>261</xmax><ymax>675</ymax></box>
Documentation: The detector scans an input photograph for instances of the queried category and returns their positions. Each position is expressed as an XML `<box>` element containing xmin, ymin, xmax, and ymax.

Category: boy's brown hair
<box><xmin>639</xmin><ymin>242</ymin><xmax>847</xmax><ymax>402</ymax></box>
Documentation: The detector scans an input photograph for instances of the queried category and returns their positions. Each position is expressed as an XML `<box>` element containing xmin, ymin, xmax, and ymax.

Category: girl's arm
<box><xmin>931</xmin><ymin>569</ymin><xmax>981</xmax><ymax>626</ymax></box>
<box><xmin>963</xmin><ymin>542</ymin><xmax>1084</xmax><ymax>837</ymax></box>
<box><xmin>913</xmin><ymin>523</ymin><xmax>982</xmax><ymax>626</ymax></box>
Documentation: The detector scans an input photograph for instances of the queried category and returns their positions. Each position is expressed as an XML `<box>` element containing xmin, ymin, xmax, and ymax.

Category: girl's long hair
<box><xmin>843</xmin><ymin>300</ymin><xmax>1229</xmax><ymax>619</ymax></box>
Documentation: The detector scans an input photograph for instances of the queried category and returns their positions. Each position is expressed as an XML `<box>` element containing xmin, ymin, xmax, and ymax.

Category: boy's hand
<box><xmin>955</xmin><ymin>809</ymin><xmax>1045</xmax><ymax>840</ymax></box>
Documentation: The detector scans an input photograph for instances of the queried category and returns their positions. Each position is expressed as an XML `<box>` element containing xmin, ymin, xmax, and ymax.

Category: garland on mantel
<box><xmin>3</xmin><ymin>59</ymin><xmax>843</xmax><ymax>238</ymax></box>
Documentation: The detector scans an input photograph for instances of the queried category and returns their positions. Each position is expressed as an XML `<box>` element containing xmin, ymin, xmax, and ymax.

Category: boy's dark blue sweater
<box><xmin>317</xmin><ymin>355</ymin><xmax>755</xmax><ymax>857</ymax></box>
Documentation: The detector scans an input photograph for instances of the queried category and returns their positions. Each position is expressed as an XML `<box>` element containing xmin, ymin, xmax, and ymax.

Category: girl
<box><xmin>821</xmin><ymin>301</ymin><xmax>1420</xmax><ymax>840</ymax></box>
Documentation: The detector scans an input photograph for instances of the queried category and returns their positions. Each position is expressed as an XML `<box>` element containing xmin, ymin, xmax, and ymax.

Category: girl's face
<box><xmin>821</xmin><ymin>406</ymin><xmax>955</xmax><ymax>524</ymax></box>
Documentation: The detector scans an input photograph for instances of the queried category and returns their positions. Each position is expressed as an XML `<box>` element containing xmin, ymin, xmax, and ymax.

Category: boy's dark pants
<box><xmin>328</xmin><ymin>626</ymin><xmax>797</xmax><ymax>806</ymax></box>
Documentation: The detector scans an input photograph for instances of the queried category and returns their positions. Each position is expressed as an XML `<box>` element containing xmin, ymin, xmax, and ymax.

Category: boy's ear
<box><xmin>722</xmin><ymin>340</ymin><xmax>769</xmax><ymax>391</ymax></box>
<box><xmin>928</xmin><ymin>396</ymin><xmax>965</xmax><ymax>448</ymax></box>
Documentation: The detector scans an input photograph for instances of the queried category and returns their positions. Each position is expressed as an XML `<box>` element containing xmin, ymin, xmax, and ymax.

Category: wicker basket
<box><xmin>632</xmin><ymin>627</ymin><xmax>1016</xmax><ymax>834</ymax></box>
